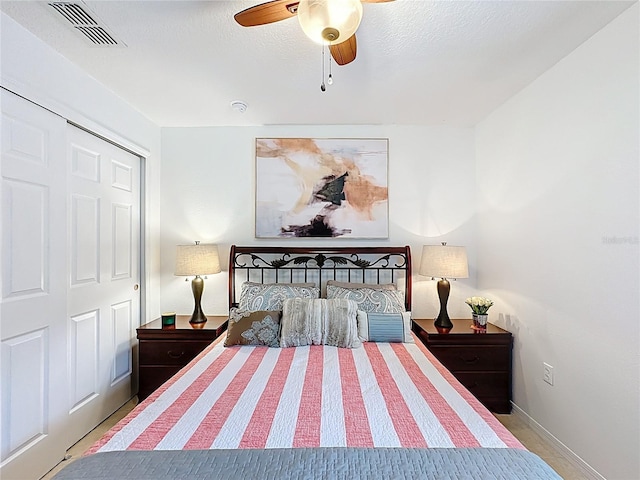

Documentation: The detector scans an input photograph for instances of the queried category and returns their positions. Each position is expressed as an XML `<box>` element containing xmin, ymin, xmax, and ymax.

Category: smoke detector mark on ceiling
<box><xmin>231</xmin><ymin>101</ymin><xmax>248</xmax><ymax>113</ymax></box>
<box><xmin>48</xmin><ymin>2</ymin><xmax>126</xmax><ymax>47</ymax></box>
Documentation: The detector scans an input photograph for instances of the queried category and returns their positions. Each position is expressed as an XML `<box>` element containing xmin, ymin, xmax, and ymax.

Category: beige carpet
<box><xmin>495</xmin><ymin>413</ymin><xmax>587</xmax><ymax>479</ymax></box>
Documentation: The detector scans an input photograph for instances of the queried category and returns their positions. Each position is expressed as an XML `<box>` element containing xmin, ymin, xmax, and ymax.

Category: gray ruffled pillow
<box><xmin>280</xmin><ymin>298</ymin><xmax>360</xmax><ymax>349</ymax></box>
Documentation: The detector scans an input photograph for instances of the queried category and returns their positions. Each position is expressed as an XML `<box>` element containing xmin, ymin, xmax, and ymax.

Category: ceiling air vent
<box><xmin>48</xmin><ymin>2</ymin><xmax>125</xmax><ymax>46</ymax></box>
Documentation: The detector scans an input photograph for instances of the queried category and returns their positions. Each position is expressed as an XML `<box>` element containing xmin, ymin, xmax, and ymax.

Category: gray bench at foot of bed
<box><xmin>52</xmin><ymin>447</ymin><xmax>562</xmax><ymax>480</ymax></box>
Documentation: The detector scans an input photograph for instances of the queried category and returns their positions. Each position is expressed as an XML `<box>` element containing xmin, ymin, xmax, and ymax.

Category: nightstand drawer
<box><xmin>428</xmin><ymin>346</ymin><xmax>510</xmax><ymax>372</ymax></box>
<box><xmin>453</xmin><ymin>372</ymin><xmax>510</xmax><ymax>398</ymax></box>
<box><xmin>138</xmin><ymin>365</ymin><xmax>182</xmax><ymax>400</ymax></box>
<box><xmin>139</xmin><ymin>340</ymin><xmax>212</xmax><ymax>366</ymax></box>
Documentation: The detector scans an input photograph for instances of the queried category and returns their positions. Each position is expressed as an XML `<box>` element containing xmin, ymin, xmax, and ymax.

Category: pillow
<box><xmin>322</xmin><ymin>298</ymin><xmax>360</xmax><ymax>348</ymax></box>
<box><xmin>326</xmin><ymin>284</ymin><xmax>406</xmax><ymax>313</ymax></box>
<box><xmin>225</xmin><ymin>309</ymin><xmax>281</xmax><ymax>347</ymax></box>
<box><xmin>280</xmin><ymin>298</ymin><xmax>360</xmax><ymax>348</ymax></box>
<box><xmin>357</xmin><ymin>311</ymin><xmax>414</xmax><ymax>343</ymax></box>
<box><xmin>326</xmin><ymin>280</ymin><xmax>397</xmax><ymax>290</ymax></box>
<box><xmin>238</xmin><ymin>281</ymin><xmax>320</xmax><ymax>311</ymax></box>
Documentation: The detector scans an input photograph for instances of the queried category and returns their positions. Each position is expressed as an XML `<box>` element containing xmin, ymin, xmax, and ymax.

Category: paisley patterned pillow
<box><xmin>326</xmin><ymin>280</ymin><xmax>397</xmax><ymax>290</ymax></box>
<box><xmin>326</xmin><ymin>284</ymin><xmax>406</xmax><ymax>313</ymax></box>
<box><xmin>238</xmin><ymin>282</ymin><xmax>320</xmax><ymax>311</ymax></box>
<box><xmin>225</xmin><ymin>308</ymin><xmax>281</xmax><ymax>347</ymax></box>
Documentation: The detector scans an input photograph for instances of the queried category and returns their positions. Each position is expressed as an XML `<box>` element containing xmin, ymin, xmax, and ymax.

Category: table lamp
<box><xmin>419</xmin><ymin>242</ymin><xmax>469</xmax><ymax>333</ymax></box>
<box><xmin>175</xmin><ymin>241</ymin><xmax>221</xmax><ymax>324</ymax></box>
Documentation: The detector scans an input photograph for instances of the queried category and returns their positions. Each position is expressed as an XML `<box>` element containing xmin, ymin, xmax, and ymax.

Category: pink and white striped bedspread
<box><xmin>89</xmin><ymin>334</ymin><xmax>522</xmax><ymax>453</ymax></box>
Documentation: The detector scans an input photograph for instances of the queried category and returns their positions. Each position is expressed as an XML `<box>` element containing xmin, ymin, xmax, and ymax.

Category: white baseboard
<box><xmin>511</xmin><ymin>403</ymin><xmax>605</xmax><ymax>480</ymax></box>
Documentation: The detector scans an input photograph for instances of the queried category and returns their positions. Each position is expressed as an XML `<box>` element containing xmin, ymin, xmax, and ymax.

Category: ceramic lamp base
<box><xmin>433</xmin><ymin>279</ymin><xmax>453</xmax><ymax>333</ymax></box>
<box><xmin>189</xmin><ymin>275</ymin><xmax>208</xmax><ymax>324</ymax></box>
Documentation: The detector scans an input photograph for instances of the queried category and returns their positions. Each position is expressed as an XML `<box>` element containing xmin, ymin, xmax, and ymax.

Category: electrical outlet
<box><xmin>543</xmin><ymin>362</ymin><xmax>554</xmax><ymax>385</ymax></box>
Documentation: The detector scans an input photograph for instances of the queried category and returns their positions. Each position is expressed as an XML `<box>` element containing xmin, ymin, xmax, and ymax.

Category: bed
<box><xmin>53</xmin><ymin>246</ymin><xmax>561</xmax><ymax>479</ymax></box>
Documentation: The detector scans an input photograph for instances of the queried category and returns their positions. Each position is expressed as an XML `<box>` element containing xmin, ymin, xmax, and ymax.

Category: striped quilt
<box><xmin>89</xmin><ymin>334</ymin><xmax>522</xmax><ymax>453</ymax></box>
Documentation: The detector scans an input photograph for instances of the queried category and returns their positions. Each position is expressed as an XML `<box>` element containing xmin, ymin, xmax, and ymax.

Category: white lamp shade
<box><xmin>175</xmin><ymin>243</ymin><xmax>221</xmax><ymax>276</ymax></box>
<box><xmin>298</xmin><ymin>0</ymin><xmax>363</xmax><ymax>45</ymax></box>
<box><xmin>419</xmin><ymin>245</ymin><xmax>469</xmax><ymax>279</ymax></box>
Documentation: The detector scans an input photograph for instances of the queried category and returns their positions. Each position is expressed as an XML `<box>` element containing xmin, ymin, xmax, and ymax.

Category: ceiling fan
<box><xmin>234</xmin><ymin>0</ymin><xmax>395</xmax><ymax>66</ymax></box>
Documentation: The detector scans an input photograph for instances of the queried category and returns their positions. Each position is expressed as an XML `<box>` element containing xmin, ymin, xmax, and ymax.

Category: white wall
<box><xmin>476</xmin><ymin>5</ymin><xmax>639</xmax><ymax>480</ymax></box>
<box><xmin>5</xmin><ymin>4</ymin><xmax>637</xmax><ymax>478</ymax></box>
<box><xmin>1</xmin><ymin>13</ymin><xmax>163</xmax><ymax>322</ymax></box>
<box><xmin>160</xmin><ymin>125</ymin><xmax>478</xmax><ymax>319</ymax></box>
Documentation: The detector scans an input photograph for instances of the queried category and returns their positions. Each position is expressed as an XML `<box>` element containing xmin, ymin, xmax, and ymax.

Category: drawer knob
<box><xmin>167</xmin><ymin>350</ymin><xmax>185</xmax><ymax>359</ymax></box>
<box><xmin>461</xmin><ymin>355</ymin><xmax>480</xmax><ymax>364</ymax></box>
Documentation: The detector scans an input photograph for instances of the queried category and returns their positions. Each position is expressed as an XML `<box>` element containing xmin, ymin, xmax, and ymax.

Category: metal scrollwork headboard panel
<box><xmin>229</xmin><ymin>245</ymin><xmax>412</xmax><ymax>310</ymax></box>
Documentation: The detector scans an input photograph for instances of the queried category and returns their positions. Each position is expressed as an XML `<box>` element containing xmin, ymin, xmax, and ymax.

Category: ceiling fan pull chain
<box><xmin>321</xmin><ymin>44</ymin><xmax>326</xmax><ymax>92</ymax></box>
<box><xmin>328</xmin><ymin>51</ymin><xmax>333</xmax><ymax>86</ymax></box>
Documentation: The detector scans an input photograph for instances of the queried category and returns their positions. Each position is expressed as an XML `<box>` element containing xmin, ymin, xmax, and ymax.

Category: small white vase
<box><xmin>472</xmin><ymin>313</ymin><xmax>488</xmax><ymax>330</ymax></box>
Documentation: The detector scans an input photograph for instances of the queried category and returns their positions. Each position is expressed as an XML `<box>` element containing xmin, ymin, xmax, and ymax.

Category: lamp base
<box><xmin>434</xmin><ymin>307</ymin><xmax>453</xmax><ymax>333</ymax></box>
<box><xmin>189</xmin><ymin>276</ymin><xmax>208</xmax><ymax>325</ymax></box>
<box><xmin>189</xmin><ymin>310</ymin><xmax>208</xmax><ymax>325</ymax></box>
<box><xmin>434</xmin><ymin>278</ymin><xmax>453</xmax><ymax>333</ymax></box>
<box><xmin>434</xmin><ymin>317</ymin><xmax>453</xmax><ymax>334</ymax></box>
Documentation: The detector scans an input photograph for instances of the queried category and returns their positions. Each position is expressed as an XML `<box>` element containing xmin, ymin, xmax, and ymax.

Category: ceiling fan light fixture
<box><xmin>298</xmin><ymin>0</ymin><xmax>363</xmax><ymax>45</ymax></box>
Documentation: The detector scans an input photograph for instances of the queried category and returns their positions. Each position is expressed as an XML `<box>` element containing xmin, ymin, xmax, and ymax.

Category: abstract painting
<box><xmin>255</xmin><ymin>138</ymin><xmax>389</xmax><ymax>238</ymax></box>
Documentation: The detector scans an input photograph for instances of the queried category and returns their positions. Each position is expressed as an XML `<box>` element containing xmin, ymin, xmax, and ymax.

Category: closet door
<box><xmin>66</xmin><ymin>125</ymin><xmax>140</xmax><ymax>445</ymax></box>
<box><xmin>1</xmin><ymin>90</ymin><xmax>69</xmax><ymax>479</ymax></box>
<box><xmin>1</xmin><ymin>92</ymin><xmax>142</xmax><ymax>479</ymax></box>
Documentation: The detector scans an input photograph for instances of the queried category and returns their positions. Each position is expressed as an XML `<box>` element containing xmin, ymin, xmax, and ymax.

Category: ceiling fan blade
<box><xmin>330</xmin><ymin>35</ymin><xmax>357</xmax><ymax>66</ymax></box>
<box><xmin>234</xmin><ymin>0</ymin><xmax>299</xmax><ymax>27</ymax></box>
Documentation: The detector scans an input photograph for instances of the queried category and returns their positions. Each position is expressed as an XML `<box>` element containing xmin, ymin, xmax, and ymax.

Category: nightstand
<box><xmin>412</xmin><ymin>318</ymin><xmax>513</xmax><ymax>414</ymax></box>
<box><xmin>137</xmin><ymin>315</ymin><xmax>228</xmax><ymax>401</ymax></box>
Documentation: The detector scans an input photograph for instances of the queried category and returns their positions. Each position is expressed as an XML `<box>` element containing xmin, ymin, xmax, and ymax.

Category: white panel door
<box><xmin>66</xmin><ymin>125</ymin><xmax>140</xmax><ymax>445</ymax></box>
<box><xmin>1</xmin><ymin>90</ymin><xmax>68</xmax><ymax>479</ymax></box>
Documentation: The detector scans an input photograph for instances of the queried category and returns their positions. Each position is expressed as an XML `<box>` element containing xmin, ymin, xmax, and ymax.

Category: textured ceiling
<box><xmin>1</xmin><ymin>0</ymin><xmax>634</xmax><ymax>127</ymax></box>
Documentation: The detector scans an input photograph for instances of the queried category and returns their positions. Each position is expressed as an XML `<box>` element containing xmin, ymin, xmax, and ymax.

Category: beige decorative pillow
<box><xmin>225</xmin><ymin>309</ymin><xmax>281</xmax><ymax>347</ymax></box>
<box><xmin>280</xmin><ymin>298</ymin><xmax>360</xmax><ymax>348</ymax></box>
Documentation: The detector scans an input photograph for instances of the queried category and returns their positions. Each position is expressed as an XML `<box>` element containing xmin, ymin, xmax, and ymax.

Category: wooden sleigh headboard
<box><xmin>228</xmin><ymin>245</ymin><xmax>412</xmax><ymax>310</ymax></box>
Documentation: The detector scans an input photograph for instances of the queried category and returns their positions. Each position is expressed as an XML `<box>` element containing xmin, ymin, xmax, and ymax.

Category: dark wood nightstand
<box><xmin>412</xmin><ymin>318</ymin><xmax>513</xmax><ymax>414</ymax></box>
<box><xmin>137</xmin><ymin>315</ymin><xmax>228</xmax><ymax>401</ymax></box>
